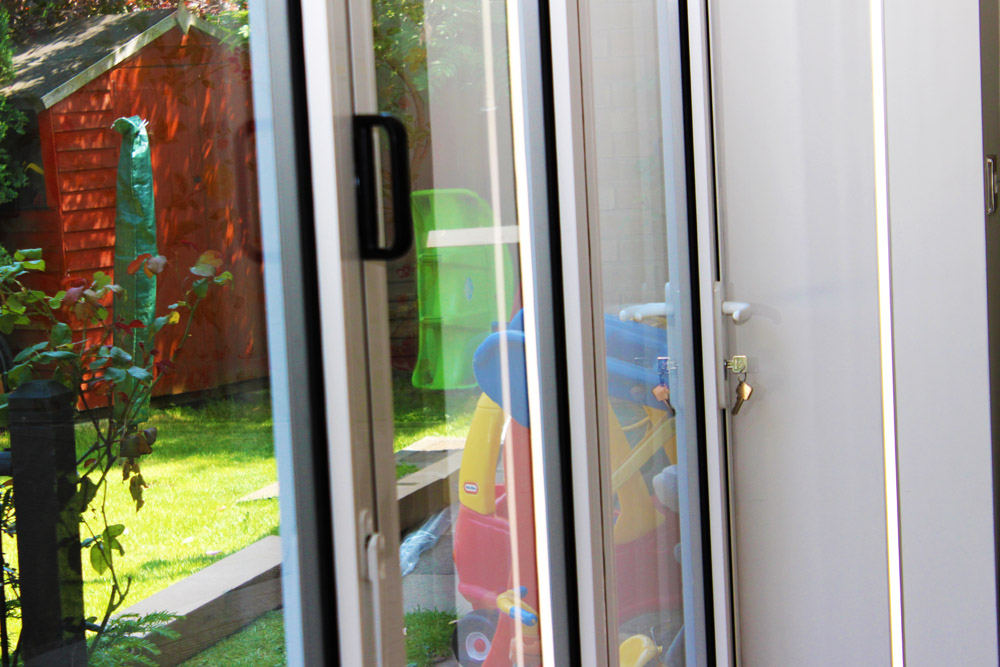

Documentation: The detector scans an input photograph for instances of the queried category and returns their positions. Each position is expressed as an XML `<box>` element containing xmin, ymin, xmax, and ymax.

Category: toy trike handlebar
<box><xmin>473</xmin><ymin>311</ymin><xmax>670</xmax><ymax>426</ymax></box>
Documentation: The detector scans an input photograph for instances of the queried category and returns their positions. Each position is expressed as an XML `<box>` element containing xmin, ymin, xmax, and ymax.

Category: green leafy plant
<box><xmin>189</xmin><ymin>1</ymin><xmax>249</xmax><ymax>48</ymax></box>
<box><xmin>87</xmin><ymin>611</ymin><xmax>182</xmax><ymax>667</ymax></box>
<box><xmin>0</xmin><ymin>247</ymin><xmax>232</xmax><ymax>661</ymax></box>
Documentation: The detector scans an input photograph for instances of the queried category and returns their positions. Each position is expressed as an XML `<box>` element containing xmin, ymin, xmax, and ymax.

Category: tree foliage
<box><xmin>372</xmin><ymin>0</ymin><xmax>492</xmax><ymax>181</ymax></box>
<box><xmin>0</xmin><ymin>7</ymin><xmax>26</xmax><ymax>205</ymax></box>
<box><xmin>1</xmin><ymin>1</ymin><xmax>174</xmax><ymax>32</ymax></box>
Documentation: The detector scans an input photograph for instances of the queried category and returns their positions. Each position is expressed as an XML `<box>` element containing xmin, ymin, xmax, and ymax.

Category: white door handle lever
<box><xmin>721</xmin><ymin>301</ymin><xmax>752</xmax><ymax>325</ymax></box>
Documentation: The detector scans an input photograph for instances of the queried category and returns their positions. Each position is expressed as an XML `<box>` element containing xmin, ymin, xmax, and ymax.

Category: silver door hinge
<box><xmin>986</xmin><ymin>155</ymin><xmax>998</xmax><ymax>215</ymax></box>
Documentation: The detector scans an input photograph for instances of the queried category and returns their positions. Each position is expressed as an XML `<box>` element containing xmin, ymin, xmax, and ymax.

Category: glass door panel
<box><xmin>581</xmin><ymin>0</ymin><xmax>708</xmax><ymax>663</ymax></box>
<box><xmin>0</xmin><ymin>1</ymin><xmax>334</xmax><ymax>664</ymax></box>
<box><xmin>357</xmin><ymin>0</ymin><xmax>556</xmax><ymax>664</ymax></box>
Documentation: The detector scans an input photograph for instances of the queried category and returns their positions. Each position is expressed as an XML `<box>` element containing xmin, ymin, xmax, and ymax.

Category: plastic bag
<box><xmin>399</xmin><ymin>509</ymin><xmax>451</xmax><ymax>576</ymax></box>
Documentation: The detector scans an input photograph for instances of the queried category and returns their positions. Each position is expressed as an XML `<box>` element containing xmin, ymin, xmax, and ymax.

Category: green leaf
<box><xmin>148</xmin><ymin>316</ymin><xmax>169</xmax><ymax>341</ymax></box>
<box><xmin>109</xmin><ymin>347</ymin><xmax>132</xmax><ymax>368</ymax></box>
<box><xmin>103</xmin><ymin>524</ymin><xmax>126</xmax><ymax>555</ymax></box>
<box><xmin>104</xmin><ymin>367</ymin><xmax>127</xmax><ymax>384</ymax></box>
<box><xmin>0</xmin><ymin>401</ymin><xmax>8</xmax><ymax>428</ymax></box>
<box><xmin>48</xmin><ymin>290</ymin><xmax>65</xmax><ymax>310</ymax></box>
<box><xmin>213</xmin><ymin>271</ymin><xmax>233</xmax><ymax>285</ymax></box>
<box><xmin>50</xmin><ymin>322</ymin><xmax>72</xmax><ymax>347</ymax></box>
<box><xmin>94</xmin><ymin>306</ymin><xmax>108</xmax><ymax>321</ymax></box>
<box><xmin>20</xmin><ymin>260</ymin><xmax>44</xmax><ymax>272</ymax></box>
<box><xmin>93</xmin><ymin>271</ymin><xmax>111</xmax><ymax>289</ymax></box>
<box><xmin>98</xmin><ymin>346</ymin><xmax>111</xmax><ymax>358</ymax></box>
<box><xmin>6</xmin><ymin>363</ymin><xmax>32</xmax><ymax>389</ymax></box>
<box><xmin>77</xmin><ymin>477</ymin><xmax>98</xmax><ymax>508</ymax></box>
<box><xmin>88</xmin><ymin>358</ymin><xmax>107</xmax><ymax>370</ymax></box>
<box><xmin>13</xmin><ymin>249</ymin><xmax>41</xmax><ymax>261</ymax></box>
<box><xmin>5</xmin><ymin>295</ymin><xmax>24</xmax><ymax>314</ymax></box>
<box><xmin>13</xmin><ymin>341</ymin><xmax>48</xmax><ymax>362</ymax></box>
<box><xmin>90</xmin><ymin>543</ymin><xmax>109</xmax><ymax>575</ymax></box>
<box><xmin>127</xmin><ymin>366</ymin><xmax>152</xmax><ymax>382</ymax></box>
<box><xmin>0</xmin><ymin>316</ymin><xmax>13</xmax><ymax>335</ymax></box>
<box><xmin>38</xmin><ymin>350</ymin><xmax>77</xmax><ymax>362</ymax></box>
<box><xmin>191</xmin><ymin>279</ymin><xmax>209</xmax><ymax>299</ymax></box>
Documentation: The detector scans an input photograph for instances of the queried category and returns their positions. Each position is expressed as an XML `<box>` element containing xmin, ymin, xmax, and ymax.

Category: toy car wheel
<box><xmin>453</xmin><ymin>609</ymin><xmax>499</xmax><ymax>666</ymax></box>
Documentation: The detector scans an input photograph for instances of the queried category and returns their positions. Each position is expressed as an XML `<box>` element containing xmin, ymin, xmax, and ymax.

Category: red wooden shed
<box><xmin>0</xmin><ymin>7</ymin><xmax>267</xmax><ymax>398</ymax></box>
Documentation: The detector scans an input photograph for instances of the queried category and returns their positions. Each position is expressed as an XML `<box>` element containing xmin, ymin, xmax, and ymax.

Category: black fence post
<box><xmin>9</xmin><ymin>380</ymin><xmax>86</xmax><ymax>666</ymax></box>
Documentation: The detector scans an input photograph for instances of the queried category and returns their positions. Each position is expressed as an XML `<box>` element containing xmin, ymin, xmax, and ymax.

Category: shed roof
<box><xmin>3</xmin><ymin>6</ymin><xmax>229</xmax><ymax>111</ymax></box>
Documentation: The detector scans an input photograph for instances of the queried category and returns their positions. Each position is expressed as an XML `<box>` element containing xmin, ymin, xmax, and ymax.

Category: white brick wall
<box><xmin>588</xmin><ymin>0</ymin><xmax>670</xmax><ymax>312</ymax></box>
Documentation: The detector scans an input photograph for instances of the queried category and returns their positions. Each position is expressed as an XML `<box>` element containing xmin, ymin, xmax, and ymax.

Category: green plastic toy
<box><xmin>410</xmin><ymin>189</ymin><xmax>515</xmax><ymax>389</ymax></box>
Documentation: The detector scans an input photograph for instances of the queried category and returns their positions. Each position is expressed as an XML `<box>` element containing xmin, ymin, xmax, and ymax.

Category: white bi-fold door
<box><xmin>297</xmin><ymin>0</ymin><xmax>726</xmax><ymax>664</ymax></box>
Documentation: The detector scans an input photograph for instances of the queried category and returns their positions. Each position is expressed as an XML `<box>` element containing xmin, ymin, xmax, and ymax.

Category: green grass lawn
<box><xmin>391</xmin><ymin>372</ymin><xmax>479</xmax><ymax>452</ymax></box>
<box><xmin>405</xmin><ymin>609</ymin><xmax>457</xmax><ymax>667</ymax></box>
<box><xmin>0</xmin><ymin>392</ymin><xmax>280</xmax><ymax>655</ymax></box>
<box><xmin>181</xmin><ymin>609</ymin><xmax>285</xmax><ymax>666</ymax></box>
<box><xmin>178</xmin><ymin>607</ymin><xmax>457</xmax><ymax>667</ymax></box>
<box><xmin>76</xmin><ymin>394</ymin><xmax>280</xmax><ymax>622</ymax></box>
<box><xmin>0</xmin><ymin>374</ymin><xmax>472</xmax><ymax>663</ymax></box>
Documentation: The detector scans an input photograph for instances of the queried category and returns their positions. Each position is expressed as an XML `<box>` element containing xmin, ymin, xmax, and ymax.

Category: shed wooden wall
<box><xmin>2</xmin><ymin>26</ymin><xmax>267</xmax><ymax>399</ymax></box>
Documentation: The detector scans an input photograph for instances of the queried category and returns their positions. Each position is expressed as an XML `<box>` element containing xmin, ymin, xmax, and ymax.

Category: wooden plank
<box><xmin>152</xmin><ymin>579</ymin><xmax>281</xmax><ymax>666</ymax></box>
<box><xmin>65</xmin><ymin>270</ymin><xmax>106</xmax><ymax>286</ymax></box>
<box><xmin>65</xmin><ymin>247</ymin><xmax>114</xmax><ymax>271</ymax></box>
<box><xmin>125</xmin><ymin>44</ymin><xmax>217</xmax><ymax>69</ymax></box>
<box><xmin>77</xmin><ymin>74</ymin><xmax>113</xmax><ymax>93</ymax></box>
<box><xmin>64</xmin><ymin>208</ymin><xmax>115</xmax><ymax>232</ymax></box>
<box><xmin>56</xmin><ymin>149</ymin><xmax>117</xmax><ymax>172</ymax></box>
<box><xmin>63</xmin><ymin>229</ymin><xmax>115</xmax><ymax>252</ymax></box>
<box><xmin>116</xmin><ymin>536</ymin><xmax>282</xmax><ymax>667</ymax></box>
<box><xmin>53</xmin><ymin>129</ymin><xmax>117</xmax><ymax>152</ymax></box>
<box><xmin>49</xmin><ymin>92</ymin><xmax>113</xmax><ymax>114</ymax></box>
<box><xmin>112</xmin><ymin>65</ymin><xmax>202</xmax><ymax>89</ymax></box>
<box><xmin>396</xmin><ymin>450</ymin><xmax>464</xmax><ymax>533</ymax></box>
<box><xmin>52</xmin><ymin>111</ymin><xmax>117</xmax><ymax>132</ymax></box>
<box><xmin>61</xmin><ymin>189</ymin><xmax>116</xmax><ymax>212</ymax></box>
<box><xmin>59</xmin><ymin>169</ymin><xmax>116</xmax><ymax>193</ymax></box>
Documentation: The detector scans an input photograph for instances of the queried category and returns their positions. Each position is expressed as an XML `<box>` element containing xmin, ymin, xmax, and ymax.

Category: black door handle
<box><xmin>353</xmin><ymin>114</ymin><xmax>413</xmax><ymax>260</ymax></box>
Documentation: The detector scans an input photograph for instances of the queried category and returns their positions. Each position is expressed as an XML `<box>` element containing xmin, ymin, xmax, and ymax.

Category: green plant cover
<box><xmin>112</xmin><ymin>116</ymin><xmax>156</xmax><ymax>418</ymax></box>
<box><xmin>410</xmin><ymin>189</ymin><xmax>514</xmax><ymax>390</ymax></box>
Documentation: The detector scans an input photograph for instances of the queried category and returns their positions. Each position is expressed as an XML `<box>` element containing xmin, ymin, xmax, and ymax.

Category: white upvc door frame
<box><xmin>547</xmin><ymin>0</ymin><xmax>733</xmax><ymax>664</ymax></box>
<box><xmin>298</xmin><ymin>0</ymin><xmax>390</xmax><ymax>663</ymax></box>
<box><xmin>687</xmin><ymin>0</ymin><xmax>736</xmax><ymax>664</ymax></box>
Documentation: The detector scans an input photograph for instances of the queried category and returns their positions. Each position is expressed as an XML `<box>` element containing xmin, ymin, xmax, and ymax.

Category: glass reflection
<box><xmin>0</xmin><ymin>2</ymin><xmax>282</xmax><ymax>664</ymax></box>
<box><xmin>373</xmin><ymin>0</ymin><xmax>549</xmax><ymax>664</ymax></box>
